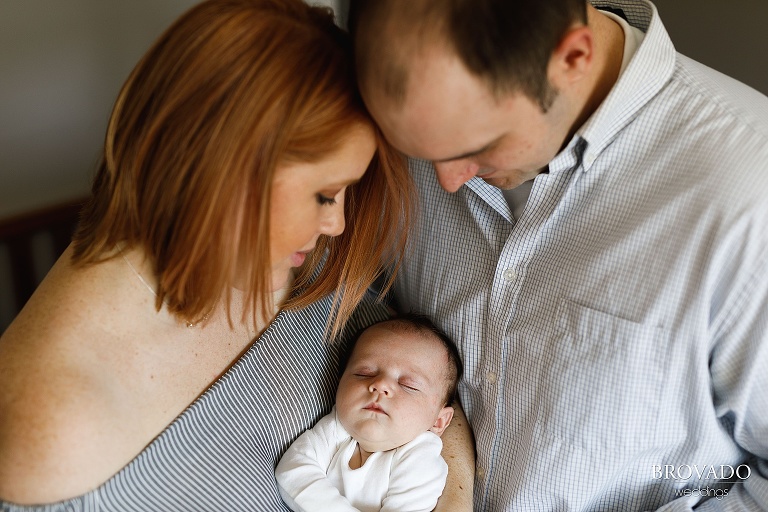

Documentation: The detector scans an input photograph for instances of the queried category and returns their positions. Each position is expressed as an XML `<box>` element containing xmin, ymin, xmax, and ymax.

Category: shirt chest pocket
<box><xmin>535</xmin><ymin>299</ymin><xmax>672</xmax><ymax>459</ymax></box>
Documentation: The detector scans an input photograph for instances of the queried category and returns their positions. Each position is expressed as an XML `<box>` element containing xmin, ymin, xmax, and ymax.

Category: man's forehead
<box><xmin>365</xmin><ymin>55</ymin><xmax>507</xmax><ymax>162</ymax></box>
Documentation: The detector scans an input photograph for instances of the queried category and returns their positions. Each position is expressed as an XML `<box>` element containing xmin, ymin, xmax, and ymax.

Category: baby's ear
<box><xmin>429</xmin><ymin>406</ymin><xmax>455</xmax><ymax>437</ymax></box>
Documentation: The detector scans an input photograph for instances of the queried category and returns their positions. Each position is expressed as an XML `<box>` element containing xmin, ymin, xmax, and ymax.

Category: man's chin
<box><xmin>482</xmin><ymin>176</ymin><xmax>522</xmax><ymax>190</ymax></box>
<box><xmin>483</xmin><ymin>168</ymin><xmax>542</xmax><ymax>190</ymax></box>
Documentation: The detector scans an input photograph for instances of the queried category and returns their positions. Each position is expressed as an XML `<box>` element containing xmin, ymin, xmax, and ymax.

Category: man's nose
<box><xmin>433</xmin><ymin>160</ymin><xmax>479</xmax><ymax>193</ymax></box>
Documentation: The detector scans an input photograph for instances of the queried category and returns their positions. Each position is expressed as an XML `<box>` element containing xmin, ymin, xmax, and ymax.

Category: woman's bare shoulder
<box><xmin>0</xmin><ymin>254</ymin><xmax>133</xmax><ymax>503</ymax></box>
<box><xmin>0</xmin><ymin>332</ymin><xmax>124</xmax><ymax>503</ymax></box>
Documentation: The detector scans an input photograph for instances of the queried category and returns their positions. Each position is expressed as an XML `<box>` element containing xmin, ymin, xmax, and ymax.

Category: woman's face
<box><xmin>269</xmin><ymin>123</ymin><xmax>376</xmax><ymax>290</ymax></box>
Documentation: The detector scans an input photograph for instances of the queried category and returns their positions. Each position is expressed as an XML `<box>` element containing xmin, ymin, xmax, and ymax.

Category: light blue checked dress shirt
<box><xmin>392</xmin><ymin>1</ymin><xmax>768</xmax><ymax>510</ymax></box>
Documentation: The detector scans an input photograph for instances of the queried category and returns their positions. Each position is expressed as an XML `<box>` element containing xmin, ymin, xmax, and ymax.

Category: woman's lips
<box><xmin>290</xmin><ymin>251</ymin><xmax>307</xmax><ymax>267</ymax></box>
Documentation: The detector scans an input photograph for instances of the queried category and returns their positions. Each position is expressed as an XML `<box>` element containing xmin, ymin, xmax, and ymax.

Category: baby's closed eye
<box><xmin>351</xmin><ymin>365</ymin><xmax>377</xmax><ymax>378</ymax></box>
<box><xmin>398</xmin><ymin>380</ymin><xmax>421</xmax><ymax>392</ymax></box>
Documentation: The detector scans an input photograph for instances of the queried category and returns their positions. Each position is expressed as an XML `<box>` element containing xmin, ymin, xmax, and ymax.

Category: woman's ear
<box><xmin>429</xmin><ymin>405</ymin><xmax>455</xmax><ymax>437</ymax></box>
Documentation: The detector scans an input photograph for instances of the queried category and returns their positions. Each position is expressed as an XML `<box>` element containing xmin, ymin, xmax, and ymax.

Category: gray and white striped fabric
<box><xmin>393</xmin><ymin>0</ymin><xmax>768</xmax><ymax>510</ymax></box>
<box><xmin>1</xmin><ymin>295</ymin><xmax>389</xmax><ymax>511</ymax></box>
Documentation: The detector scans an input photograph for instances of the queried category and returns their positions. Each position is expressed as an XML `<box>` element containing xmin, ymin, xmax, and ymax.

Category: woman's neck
<box><xmin>115</xmin><ymin>243</ymin><xmax>290</xmax><ymax>336</ymax></box>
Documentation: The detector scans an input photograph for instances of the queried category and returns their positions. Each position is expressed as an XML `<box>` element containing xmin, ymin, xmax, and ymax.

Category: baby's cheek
<box><xmin>335</xmin><ymin>390</ymin><xmax>351</xmax><ymax>413</ymax></box>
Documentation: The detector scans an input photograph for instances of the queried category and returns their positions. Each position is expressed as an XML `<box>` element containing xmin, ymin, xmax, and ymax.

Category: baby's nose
<box><xmin>368</xmin><ymin>380</ymin><xmax>392</xmax><ymax>396</ymax></box>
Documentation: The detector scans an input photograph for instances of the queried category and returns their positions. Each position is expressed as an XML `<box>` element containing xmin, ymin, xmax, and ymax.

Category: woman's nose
<box><xmin>319</xmin><ymin>195</ymin><xmax>345</xmax><ymax>237</ymax></box>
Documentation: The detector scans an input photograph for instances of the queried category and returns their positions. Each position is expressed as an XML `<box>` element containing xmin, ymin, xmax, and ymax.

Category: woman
<box><xmin>0</xmin><ymin>0</ymin><xmax>473</xmax><ymax>509</ymax></box>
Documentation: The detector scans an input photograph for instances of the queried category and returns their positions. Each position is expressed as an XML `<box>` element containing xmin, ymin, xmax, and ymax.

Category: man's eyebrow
<box><xmin>431</xmin><ymin>135</ymin><xmax>503</xmax><ymax>163</ymax></box>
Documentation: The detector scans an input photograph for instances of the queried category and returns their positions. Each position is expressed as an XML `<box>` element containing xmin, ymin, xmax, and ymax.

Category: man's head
<box><xmin>350</xmin><ymin>0</ymin><xmax>598</xmax><ymax>192</ymax></box>
<box><xmin>336</xmin><ymin>315</ymin><xmax>462</xmax><ymax>453</ymax></box>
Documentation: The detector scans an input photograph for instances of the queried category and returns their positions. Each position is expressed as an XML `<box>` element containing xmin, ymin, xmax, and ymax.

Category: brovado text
<box><xmin>652</xmin><ymin>464</ymin><xmax>751</xmax><ymax>481</ymax></box>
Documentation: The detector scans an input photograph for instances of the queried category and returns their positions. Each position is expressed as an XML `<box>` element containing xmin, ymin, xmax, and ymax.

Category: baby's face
<box><xmin>336</xmin><ymin>324</ymin><xmax>452</xmax><ymax>453</ymax></box>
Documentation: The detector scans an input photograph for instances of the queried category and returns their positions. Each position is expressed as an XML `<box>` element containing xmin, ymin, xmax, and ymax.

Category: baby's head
<box><xmin>336</xmin><ymin>314</ymin><xmax>462</xmax><ymax>453</ymax></box>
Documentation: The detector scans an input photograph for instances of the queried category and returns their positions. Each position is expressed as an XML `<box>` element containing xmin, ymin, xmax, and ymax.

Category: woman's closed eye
<box><xmin>317</xmin><ymin>187</ymin><xmax>345</xmax><ymax>206</ymax></box>
<box><xmin>316</xmin><ymin>193</ymin><xmax>337</xmax><ymax>206</ymax></box>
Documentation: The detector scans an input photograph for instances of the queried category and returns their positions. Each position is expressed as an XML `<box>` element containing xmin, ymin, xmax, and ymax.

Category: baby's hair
<box><xmin>342</xmin><ymin>313</ymin><xmax>463</xmax><ymax>406</ymax></box>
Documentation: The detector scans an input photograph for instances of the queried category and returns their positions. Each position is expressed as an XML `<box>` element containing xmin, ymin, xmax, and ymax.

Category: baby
<box><xmin>276</xmin><ymin>314</ymin><xmax>463</xmax><ymax>512</ymax></box>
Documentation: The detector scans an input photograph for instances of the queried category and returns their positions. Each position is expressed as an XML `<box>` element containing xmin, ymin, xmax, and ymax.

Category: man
<box><xmin>350</xmin><ymin>0</ymin><xmax>768</xmax><ymax>510</ymax></box>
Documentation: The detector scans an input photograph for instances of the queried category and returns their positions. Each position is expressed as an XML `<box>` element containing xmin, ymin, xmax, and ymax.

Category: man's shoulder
<box><xmin>670</xmin><ymin>54</ymin><xmax>768</xmax><ymax>143</ymax></box>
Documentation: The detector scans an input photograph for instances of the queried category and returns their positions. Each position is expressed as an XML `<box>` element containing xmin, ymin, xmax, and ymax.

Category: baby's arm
<box><xmin>275</xmin><ymin>411</ymin><xmax>360</xmax><ymax>512</ymax></box>
<box><xmin>380</xmin><ymin>433</ymin><xmax>449</xmax><ymax>512</ymax></box>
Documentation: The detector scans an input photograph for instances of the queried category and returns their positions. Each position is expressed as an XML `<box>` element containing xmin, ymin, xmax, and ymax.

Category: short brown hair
<box><xmin>72</xmin><ymin>0</ymin><xmax>413</xmax><ymax>336</ymax></box>
<box><xmin>350</xmin><ymin>0</ymin><xmax>587</xmax><ymax>110</ymax></box>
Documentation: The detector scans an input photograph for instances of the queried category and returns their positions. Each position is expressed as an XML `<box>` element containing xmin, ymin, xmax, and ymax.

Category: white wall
<box><xmin>1</xmin><ymin>1</ymin><xmax>194</xmax><ymax>217</ymax></box>
<box><xmin>1</xmin><ymin>0</ymin><xmax>765</xmax><ymax>219</ymax></box>
<box><xmin>0</xmin><ymin>0</ymin><xmax>340</xmax><ymax>219</ymax></box>
<box><xmin>0</xmin><ymin>0</ymin><xmax>765</xmax><ymax>219</ymax></box>
<box><xmin>0</xmin><ymin>0</ymin><xmax>339</xmax><ymax>330</ymax></box>
<box><xmin>652</xmin><ymin>0</ymin><xmax>768</xmax><ymax>97</ymax></box>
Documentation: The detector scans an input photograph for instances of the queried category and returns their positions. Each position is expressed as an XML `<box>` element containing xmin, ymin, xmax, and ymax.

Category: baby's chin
<box><xmin>340</xmin><ymin>419</ymin><xmax>401</xmax><ymax>453</ymax></box>
<box><xmin>356</xmin><ymin>437</ymin><xmax>404</xmax><ymax>454</ymax></box>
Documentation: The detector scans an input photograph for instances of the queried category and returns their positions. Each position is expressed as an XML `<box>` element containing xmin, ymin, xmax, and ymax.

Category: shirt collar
<box><xmin>571</xmin><ymin>0</ymin><xmax>677</xmax><ymax>172</ymax></box>
<box><xmin>464</xmin><ymin>0</ymin><xmax>677</xmax><ymax>209</ymax></box>
<box><xmin>465</xmin><ymin>177</ymin><xmax>515</xmax><ymax>223</ymax></box>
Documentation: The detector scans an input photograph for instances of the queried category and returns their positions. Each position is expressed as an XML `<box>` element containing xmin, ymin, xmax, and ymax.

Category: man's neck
<box><xmin>570</xmin><ymin>5</ymin><xmax>626</xmax><ymax>136</ymax></box>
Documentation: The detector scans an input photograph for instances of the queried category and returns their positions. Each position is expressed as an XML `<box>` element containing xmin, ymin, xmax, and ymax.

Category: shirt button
<box><xmin>584</xmin><ymin>152</ymin><xmax>596</xmax><ymax>166</ymax></box>
<box><xmin>487</xmin><ymin>371</ymin><xmax>497</xmax><ymax>384</ymax></box>
<box><xmin>502</xmin><ymin>268</ymin><xmax>517</xmax><ymax>282</ymax></box>
<box><xmin>477</xmin><ymin>466</ymin><xmax>487</xmax><ymax>480</ymax></box>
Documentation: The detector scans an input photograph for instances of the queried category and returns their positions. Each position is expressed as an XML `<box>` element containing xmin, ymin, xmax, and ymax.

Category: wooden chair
<box><xmin>0</xmin><ymin>198</ymin><xmax>86</xmax><ymax>332</ymax></box>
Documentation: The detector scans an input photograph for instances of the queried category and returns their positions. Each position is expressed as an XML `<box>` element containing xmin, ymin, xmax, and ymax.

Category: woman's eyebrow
<box><xmin>326</xmin><ymin>177</ymin><xmax>361</xmax><ymax>188</ymax></box>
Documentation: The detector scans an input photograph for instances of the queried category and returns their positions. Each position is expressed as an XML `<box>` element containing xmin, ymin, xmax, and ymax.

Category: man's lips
<box><xmin>475</xmin><ymin>168</ymin><xmax>496</xmax><ymax>179</ymax></box>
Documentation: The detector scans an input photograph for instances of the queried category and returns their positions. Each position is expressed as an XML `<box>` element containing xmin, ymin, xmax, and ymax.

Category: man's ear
<box><xmin>429</xmin><ymin>406</ymin><xmax>455</xmax><ymax>437</ymax></box>
<box><xmin>548</xmin><ymin>25</ymin><xmax>594</xmax><ymax>88</ymax></box>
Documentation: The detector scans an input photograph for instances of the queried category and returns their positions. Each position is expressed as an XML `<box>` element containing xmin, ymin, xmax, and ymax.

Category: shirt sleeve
<box><xmin>380</xmin><ymin>433</ymin><xmax>449</xmax><ymax>512</ymax></box>
<box><xmin>664</xmin><ymin>215</ymin><xmax>768</xmax><ymax>511</ymax></box>
<box><xmin>275</xmin><ymin>410</ymin><xmax>361</xmax><ymax>512</ymax></box>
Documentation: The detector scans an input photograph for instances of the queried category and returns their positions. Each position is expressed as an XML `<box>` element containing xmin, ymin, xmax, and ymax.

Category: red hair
<box><xmin>72</xmin><ymin>0</ymin><xmax>413</xmax><ymax>336</ymax></box>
